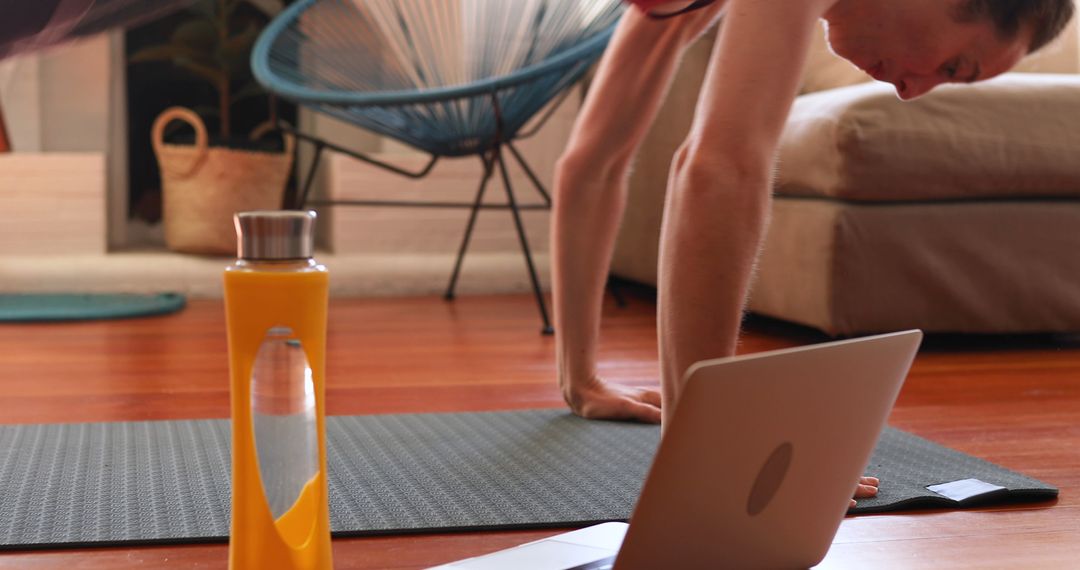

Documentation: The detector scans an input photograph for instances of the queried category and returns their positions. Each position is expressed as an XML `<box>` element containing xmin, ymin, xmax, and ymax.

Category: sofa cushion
<box><xmin>750</xmin><ymin>197</ymin><xmax>1080</xmax><ymax>335</ymax></box>
<box><xmin>775</xmin><ymin>74</ymin><xmax>1080</xmax><ymax>202</ymax></box>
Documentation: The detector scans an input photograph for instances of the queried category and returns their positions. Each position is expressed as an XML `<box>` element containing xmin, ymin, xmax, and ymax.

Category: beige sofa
<box><xmin>609</xmin><ymin>25</ymin><xmax>1080</xmax><ymax>336</ymax></box>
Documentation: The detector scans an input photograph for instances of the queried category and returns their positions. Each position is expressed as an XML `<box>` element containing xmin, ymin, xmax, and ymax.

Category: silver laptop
<box><xmin>430</xmin><ymin>330</ymin><xmax>922</xmax><ymax>570</ymax></box>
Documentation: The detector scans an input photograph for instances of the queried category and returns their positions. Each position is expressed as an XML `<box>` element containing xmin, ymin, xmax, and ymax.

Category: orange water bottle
<box><xmin>224</xmin><ymin>210</ymin><xmax>333</xmax><ymax>569</ymax></box>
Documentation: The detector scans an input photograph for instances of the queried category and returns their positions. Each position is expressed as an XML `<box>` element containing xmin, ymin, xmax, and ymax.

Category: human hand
<box><xmin>563</xmin><ymin>377</ymin><xmax>662</xmax><ymax>424</ymax></box>
<box><xmin>849</xmin><ymin>476</ymin><xmax>880</xmax><ymax>508</ymax></box>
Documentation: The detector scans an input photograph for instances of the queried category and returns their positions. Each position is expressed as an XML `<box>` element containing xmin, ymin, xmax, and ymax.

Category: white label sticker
<box><xmin>926</xmin><ymin>478</ymin><xmax>1006</xmax><ymax>501</ymax></box>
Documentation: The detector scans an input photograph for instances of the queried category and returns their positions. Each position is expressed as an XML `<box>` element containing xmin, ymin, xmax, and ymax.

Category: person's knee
<box><xmin>667</xmin><ymin>142</ymin><xmax>772</xmax><ymax>219</ymax></box>
<box><xmin>556</xmin><ymin>142</ymin><xmax>630</xmax><ymax>185</ymax></box>
<box><xmin>671</xmin><ymin>138</ymin><xmax>770</xmax><ymax>187</ymax></box>
<box><xmin>554</xmin><ymin>142</ymin><xmax>632</xmax><ymax>208</ymax></box>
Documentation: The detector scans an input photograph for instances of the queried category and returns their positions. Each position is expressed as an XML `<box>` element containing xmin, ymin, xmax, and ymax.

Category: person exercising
<box><xmin>552</xmin><ymin>0</ymin><xmax>1074</xmax><ymax>504</ymax></box>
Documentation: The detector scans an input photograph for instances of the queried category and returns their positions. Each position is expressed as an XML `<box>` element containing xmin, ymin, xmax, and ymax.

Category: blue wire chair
<box><xmin>252</xmin><ymin>0</ymin><xmax>625</xmax><ymax>334</ymax></box>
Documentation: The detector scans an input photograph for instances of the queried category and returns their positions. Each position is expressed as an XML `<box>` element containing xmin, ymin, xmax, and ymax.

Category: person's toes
<box><xmin>627</xmin><ymin>401</ymin><xmax>662</xmax><ymax>424</ymax></box>
<box><xmin>640</xmin><ymin>389</ymin><xmax>662</xmax><ymax>407</ymax></box>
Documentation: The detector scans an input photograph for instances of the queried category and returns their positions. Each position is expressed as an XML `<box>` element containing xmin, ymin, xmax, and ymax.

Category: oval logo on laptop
<box><xmin>747</xmin><ymin>442</ymin><xmax>794</xmax><ymax>516</ymax></box>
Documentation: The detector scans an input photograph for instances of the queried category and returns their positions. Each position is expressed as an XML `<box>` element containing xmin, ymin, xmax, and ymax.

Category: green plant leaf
<box><xmin>236</xmin><ymin>0</ymin><xmax>284</xmax><ymax>18</ymax></box>
<box><xmin>220</xmin><ymin>22</ymin><xmax>259</xmax><ymax>75</ymax></box>
<box><xmin>191</xmin><ymin>105</ymin><xmax>221</xmax><ymax>119</ymax></box>
<box><xmin>171</xmin><ymin>19</ymin><xmax>219</xmax><ymax>57</ymax></box>
<box><xmin>185</xmin><ymin>1</ymin><xmax>217</xmax><ymax>21</ymax></box>
<box><xmin>230</xmin><ymin>81</ymin><xmax>267</xmax><ymax>106</ymax></box>
<box><xmin>175</xmin><ymin>57</ymin><xmax>228</xmax><ymax>87</ymax></box>
<box><xmin>129</xmin><ymin>44</ymin><xmax>201</xmax><ymax>65</ymax></box>
<box><xmin>223</xmin><ymin>22</ymin><xmax>259</xmax><ymax>55</ymax></box>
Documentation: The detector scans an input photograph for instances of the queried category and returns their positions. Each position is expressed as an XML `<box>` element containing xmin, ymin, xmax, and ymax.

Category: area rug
<box><xmin>0</xmin><ymin>409</ymin><xmax>1057</xmax><ymax>549</ymax></box>
<box><xmin>0</xmin><ymin>293</ymin><xmax>185</xmax><ymax>322</ymax></box>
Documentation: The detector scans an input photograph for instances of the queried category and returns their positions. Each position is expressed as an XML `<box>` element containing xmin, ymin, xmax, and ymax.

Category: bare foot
<box><xmin>849</xmin><ymin>476</ymin><xmax>880</xmax><ymax>508</ymax></box>
<box><xmin>563</xmin><ymin>376</ymin><xmax>662</xmax><ymax>424</ymax></box>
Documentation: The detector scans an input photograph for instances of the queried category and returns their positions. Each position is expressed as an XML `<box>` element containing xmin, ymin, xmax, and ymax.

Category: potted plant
<box><xmin>131</xmin><ymin>0</ymin><xmax>291</xmax><ymax>255</ymax></box>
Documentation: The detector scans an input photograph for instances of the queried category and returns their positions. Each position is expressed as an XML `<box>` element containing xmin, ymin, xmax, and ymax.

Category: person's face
<box><xmin>824</xmin><ymin>0</ymin><xmax>1032</xmax><ymax>100</ymax></box>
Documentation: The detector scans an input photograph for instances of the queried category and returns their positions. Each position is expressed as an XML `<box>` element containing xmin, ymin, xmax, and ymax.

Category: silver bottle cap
<box><xmin>234</xmin><ymin>210</ymin><xmax>316</xmax><ymax>260</ymax></box>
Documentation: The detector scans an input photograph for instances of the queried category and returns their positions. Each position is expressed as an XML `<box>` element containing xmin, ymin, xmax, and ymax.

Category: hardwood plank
<box><xmin>0</xmin><ymin>292</ymin><xmax>1077</xmax><ymax>568</ymax></box>
<box><xmin>818</xmin><ymin>530</ymin><xmax>1080</xmax><ymax>569</ymax></box>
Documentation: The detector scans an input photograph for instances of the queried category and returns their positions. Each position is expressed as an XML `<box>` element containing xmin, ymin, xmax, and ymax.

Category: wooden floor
<box><xmin>1</xmin><ymin>290</ymin><xmax>1078</xmax><ymax>569</ymax></box>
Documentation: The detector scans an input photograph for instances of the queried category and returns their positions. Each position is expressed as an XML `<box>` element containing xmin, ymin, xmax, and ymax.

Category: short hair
<box><xmin>954</xmin><ymin>0</ymin><xmax>1075</xmax><ymax>53</ymax></box>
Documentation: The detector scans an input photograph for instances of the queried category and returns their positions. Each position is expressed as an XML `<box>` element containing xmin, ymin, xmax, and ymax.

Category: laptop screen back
<box><xmin>614</xmin><ymin>330</ymin><xmax>922</xmax><ymax>569</ymax></box>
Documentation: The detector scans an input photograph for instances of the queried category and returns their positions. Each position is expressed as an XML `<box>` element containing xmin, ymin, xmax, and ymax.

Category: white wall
<box><xmin>1016</xmin><ymin>17</ymin><xmax>1079</xmax><ymax>72</ymax></box>
<box><xmin>0</xmin><ymin>53</ymin><xmax>42</xmax><ymax>151</ymax></box>
<box><xmin>0</xmin><ymin>33</ymin><xmax>124</xmax><ymax>249</ymax></box>
<box><xmin>0</xmin><ymin>35</ymin><xmax>111</xmax><ymax>153</ymax></box>
<box><xmin>316</xmin><ymin>93</ymin><xmax>579</xmax><ymax>262</ymax></box>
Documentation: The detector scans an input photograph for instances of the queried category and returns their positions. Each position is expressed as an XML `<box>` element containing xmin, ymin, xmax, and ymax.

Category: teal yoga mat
<box><xmin>0</xmin><ymin>409</ymin><xmax>1058</xmax><ymax>550</ymax></box>
<box><xmin>0</xmin><ymin>293</ymin><xmax>185</xmax><ymax>322</ymax></box>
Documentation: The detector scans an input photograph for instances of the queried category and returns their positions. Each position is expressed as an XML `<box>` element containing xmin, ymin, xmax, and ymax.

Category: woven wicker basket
<box><xmin>152</xmin><ymin>107</ymin><xmax>293</xmax><ymax>255</ymax></box>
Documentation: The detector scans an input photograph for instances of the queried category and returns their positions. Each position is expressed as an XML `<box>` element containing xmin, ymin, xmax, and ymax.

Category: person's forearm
<box><xmin>657</xmin><ymin>151</ymin><xmax>772</xmax><ymax>422</ymax></box>
<box><xmin>655</xmin><ymin>0</ymin><xmax>823</xmax><ymax>424</ymax></box>
<box><xmin>552</xmin><ymin>164</ymin><xmax>624</xmax><ymax>402</ymax></box>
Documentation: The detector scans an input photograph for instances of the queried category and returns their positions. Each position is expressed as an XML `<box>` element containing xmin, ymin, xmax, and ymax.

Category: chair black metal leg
<box><xmin>495</xmin><ymin>146</ymin><xmax>553</xmax><ymax>335</ymax></box>
<box><xmin>296</xmin><ymin>141</ymin><xmax>326</xmax><ymax>209</ymax></box>
<box><xmin>445</xmin><ymin>152</ymin><xmax>496</xmax><ymax>301</ymax></box>
<box><xmin>607</xmin><ymin>275</ymin><xmax>629</xmax><ymax>308</ymax></box>
<box><xmin>505</xmin><ymin>141</ymin><xmax>551</xmax><ymax>206</ymax></box>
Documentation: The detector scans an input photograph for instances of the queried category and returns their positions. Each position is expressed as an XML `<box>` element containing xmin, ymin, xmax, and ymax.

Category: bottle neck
<box><xmin>230</xmin><ymin>258</ymin><xmax>321</xmax><ymax>272</ymax></box>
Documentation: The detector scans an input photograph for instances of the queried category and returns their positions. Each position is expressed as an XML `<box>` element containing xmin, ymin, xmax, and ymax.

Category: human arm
<box><xmin>656</xmin><ymin>0</ymin><xmax>833</xmax><ymax>423</ymax></box>
<box><xmin>552</xmin><ymin>3</ymin><xmax>723</xmax><ymax>423</ymax></box>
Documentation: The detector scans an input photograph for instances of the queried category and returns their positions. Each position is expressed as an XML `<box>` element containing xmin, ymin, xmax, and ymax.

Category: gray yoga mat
<box><xmin>0</xmin><ymin>409</ymin><xmax>1057</xmax><ymax>550</ymax></box>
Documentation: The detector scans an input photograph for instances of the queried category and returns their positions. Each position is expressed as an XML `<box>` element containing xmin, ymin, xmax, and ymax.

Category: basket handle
<box><xmin>152</xmin><ymin>107</ymin><xmax>209</xmax><ymax>178</ymax></box>
<box><xmin>249</xmin><ymin>120</ymin><xmax>295</xmax><ymax>157</ymax></box>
